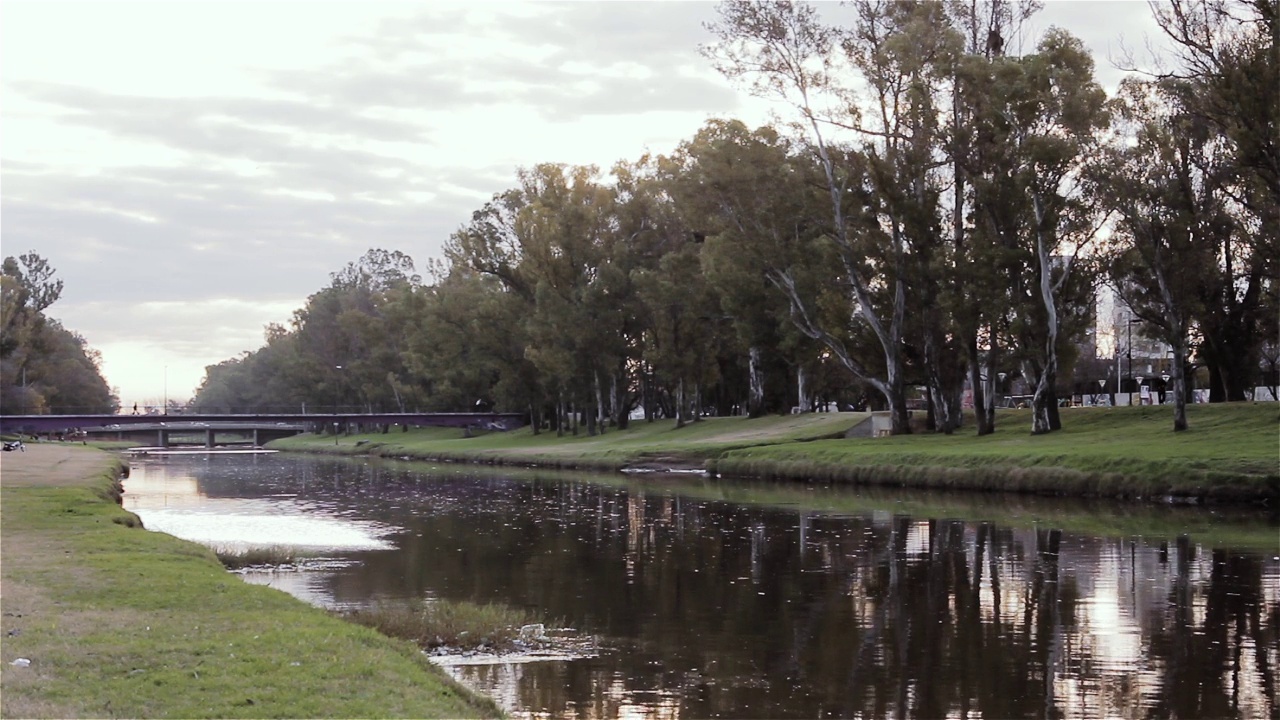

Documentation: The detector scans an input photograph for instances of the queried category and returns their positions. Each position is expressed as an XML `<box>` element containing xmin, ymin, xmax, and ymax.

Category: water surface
<box><xmin>123</xmin><ymin>453</ymin><xmax>1280</xmax><ymax>719</ymax></box>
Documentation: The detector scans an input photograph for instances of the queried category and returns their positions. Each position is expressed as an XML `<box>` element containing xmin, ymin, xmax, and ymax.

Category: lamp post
<box><xmin>1127</xmin><ymin>320</ymin><xmax>1134</xmax><ymax>399</ymax></box>
<box><xmin>333</xmin><ymin>364</ymin><xmax>344</xmax><ymax>444</ymax></box>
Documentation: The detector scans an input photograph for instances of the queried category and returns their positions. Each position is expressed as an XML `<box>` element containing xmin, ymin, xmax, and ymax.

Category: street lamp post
<box><xmin>1128</xmin><ymin>321</ymin><xmax>1134</xmax><ymax>401</ymax></box>
<box><xmin>333</xmin><ymin>365</ymin><xmax>345</xmax><ymax>442</ymax></box>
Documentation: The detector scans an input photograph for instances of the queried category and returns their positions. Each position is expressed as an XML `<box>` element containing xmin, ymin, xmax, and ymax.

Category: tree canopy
<box><xmin>1</xmin><ymin>252</ymin><xmax>118</xmax><ymax>415</ymax></box>
<box><xmin>190</xmin><ymin>1</ymin><xmax>1277</xmax><ymax>435</ymax></box>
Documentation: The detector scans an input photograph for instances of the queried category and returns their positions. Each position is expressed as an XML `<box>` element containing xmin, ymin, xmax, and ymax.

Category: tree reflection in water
<box><xmin>126</xmin><ymin>456</ymin><xmax>1279</xmax><ymax>719</ymax></box>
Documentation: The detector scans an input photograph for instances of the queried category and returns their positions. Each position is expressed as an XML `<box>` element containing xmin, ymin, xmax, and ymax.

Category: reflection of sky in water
<box><xmin>118</xmin><ymin>454</ymin><xmax>1280</xmax><ymax>720</ymax></box>
<box><xmin>123</xmin><ymin>464</ymin><xmax>395</xmax><ymax>553</ymax></box>
<box><xmin>237</xmin><ymin>566</ymin><xmax>358</xmax><ymax>609</ymax></box>
<box><xmin>441</xmin><ymin>662</ymin><xmax>681</xmax><ymax>720</ymax></box>
<box><xmin>136</xmin><ymin>507</ymin><xmax>394</xmax><ymax>551</ymax></box>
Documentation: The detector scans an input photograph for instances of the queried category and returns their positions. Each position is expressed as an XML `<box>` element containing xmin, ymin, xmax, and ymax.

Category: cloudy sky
<box><xmin>2</xmin><ymin>0</ymin><xmax>1162</xmax><ymax>409</ymax></box>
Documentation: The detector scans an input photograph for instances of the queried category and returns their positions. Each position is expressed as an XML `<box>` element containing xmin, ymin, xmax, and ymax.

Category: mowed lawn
<box><xmin>723</xmin><ymin>404</ymin><xmax>1278</xmax><ymax>477</ymax></box>
<box><xmin>272</xmin><ymin>410</ymin><xmax>870</xmax><ymax>465</ymax></box>
<box><xmin>272</xmin><ymin>403</ymin><xmax>1277</xmax><ymax>497</ymax></box>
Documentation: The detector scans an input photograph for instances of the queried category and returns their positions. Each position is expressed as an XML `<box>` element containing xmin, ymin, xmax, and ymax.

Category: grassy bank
<box><xmin>270</xmin><ymin>411</ymin><xmax>866</xmax><ymax>469</ymax></box>
<box><xmin>0</xmin><ymin>444</ymin><xmax>497</xmax><ymax>719</ymax></box>
<box><xmin>270</xmin><ymin>403</ymin><xmax>1279</xmax><ymax>504</ymax></box>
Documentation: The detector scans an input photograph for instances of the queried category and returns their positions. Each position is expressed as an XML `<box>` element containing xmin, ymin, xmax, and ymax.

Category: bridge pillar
<box><xmin>157</xmin><ymin>429</ymin><xmax>168</xmax><ymax>448</ymax></box>
<box><xmin>253</xmin><ymin>429</ymin><xmax>261</xmax><ymax>447</ymax></box>
<box><xmin>205</xmin><ymin>429</ymin><xmax>214</xmax><ymax>448</ymax></box>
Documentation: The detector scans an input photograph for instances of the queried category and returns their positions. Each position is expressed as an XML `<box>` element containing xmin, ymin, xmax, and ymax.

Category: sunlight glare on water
<box><xmin>136</xmin><ymin>506</ymin><xmax>395</xmax><ymax>552</ymax></box>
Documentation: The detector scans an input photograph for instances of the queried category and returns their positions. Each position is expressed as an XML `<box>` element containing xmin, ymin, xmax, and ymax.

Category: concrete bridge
<box><xmin>0</xmin><ymin>412</ymin><xmax>526</xmax><ymax>448</ymax></box>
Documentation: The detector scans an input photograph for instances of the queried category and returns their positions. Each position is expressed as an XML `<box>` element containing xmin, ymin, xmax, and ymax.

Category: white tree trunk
<box><xmin>748</xmin><ymin>346</ymin><xmax>765</xmax><ymax>417</ymax></box>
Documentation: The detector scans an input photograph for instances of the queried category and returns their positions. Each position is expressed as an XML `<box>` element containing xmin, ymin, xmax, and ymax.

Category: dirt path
<box><xmin>0</xmin><ymin>442</ymin><xmax>117</xmax><ymax>488</ymax></box>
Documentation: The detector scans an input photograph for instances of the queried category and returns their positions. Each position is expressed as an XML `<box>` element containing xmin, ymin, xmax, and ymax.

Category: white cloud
<box><xmin>1</xmin><ymin>0</ymin><xmax>1163</xmax><ymax>407</ymax></box>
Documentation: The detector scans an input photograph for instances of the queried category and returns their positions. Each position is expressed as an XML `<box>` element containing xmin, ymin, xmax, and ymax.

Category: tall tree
<box><xmin>944</xmin><ymin>0</ymin><xmax>1043</xmax><ymax>435</ymax></box>
<box><xmin>664</xmin><ymin>119</ymin><xmax>828</xmax><ymax>418</ymax></box>
<box><xmin>1146</xmin><ymin>0</ymin><xmax>1279</xmax><ymax>401</ymax></box>
<box><xmin>705</xmin><ymin>0</ymin><xmax>962</xmax><ymax>434</ymax></box>
<box><xmin>1</xmin><ymin>253</ymin><xmax>115</xmax><ymax>414</ymax></box>
<box><xmin>1099</xmin><ymin>77</ymin><xmax>1237</xmax><ymax>430</ymax></box>
<box><xmin>964</xmin><ymin>29</ymin><xmax>1109</xmax><ymax>433</ymax></box>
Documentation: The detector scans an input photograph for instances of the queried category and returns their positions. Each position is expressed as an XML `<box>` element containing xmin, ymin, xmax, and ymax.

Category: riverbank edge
<box><xmin>267</xmin><ymin>422</ymin><xmax>1279</xmax><ymax>506</ymax></box>
<box><xmin>0</xmin><ymin>445</ymin><xmax>500</xmax><ymax>719</ymax></box>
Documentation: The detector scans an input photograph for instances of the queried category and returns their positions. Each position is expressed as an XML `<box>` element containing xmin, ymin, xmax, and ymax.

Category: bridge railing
<box><xmin>0</xmin><ymin>412</ymin><xmax>527</xmax><ymax>434</ymax></box>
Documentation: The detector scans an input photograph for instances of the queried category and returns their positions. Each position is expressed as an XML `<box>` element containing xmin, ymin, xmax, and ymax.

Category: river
<box><xmin>122</xmin><ymin>452</ymin><xmax>1280</xmax><ymax>719</ymax></box>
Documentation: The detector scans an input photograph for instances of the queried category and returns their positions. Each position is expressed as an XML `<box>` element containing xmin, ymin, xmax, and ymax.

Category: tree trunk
<box><xmin>1030</xmin><ymin>197</ymin><xmax>1061</xmax><ymax>435</ymax></box>
<box><xmin>967</xmin><ymin>336</ymin><xmax>993</xmax><ymax>436</ymax></box>
<box><xmin>796</xmin><ymin>365</ymin><xmax>809</xmax><ymax>414</ymax></box>
<box><xmin>1171</xmin><ymin>342</ymin><xmax>1188</xmax><ymax>431</ymax></box>
<box><xmin>611</xmin><ymin>372</ymin><xmax>629</xmax><ymax>430</ymax></box>
<box><xmin>748</xmin><ymin>346</ymin><xmax>766</xmax><ymax>418</ymax></box>
<box><xmin>594</xmin><ymin>372</ymin><xmax>606</xmax><ymax>435</ymax></box>
<box><xmin>675</xmin><ymin>379</ymin><xmax>687</xmax><ymax>428</ymax></box>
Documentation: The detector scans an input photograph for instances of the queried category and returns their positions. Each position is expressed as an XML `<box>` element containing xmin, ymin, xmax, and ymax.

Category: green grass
<box><xmin>713</xmin><ymin>404</ymin><xmax>1278</xmax><ymax>501</ymax></box>
<box><xmin>342</xmin><ymin>599</ymin><xmax>545</xmax><ymax>652</ymax></box>
<box><xmin>272</xmin><ymin>412</ymin><xmax>866</xmax><ymax>469</ymax></box>
<box><xmin>0</xmin><ymin>451</ymin><xmax>498</xmax><ymax>719</ymax></box>
<box><xmin>270</xmin><ymin>403</ymin><xmax>1278</xmax><ymax>504</ymax></box>
<box><xmin>214</xmin><ymin>545</ymin><xmax>314</xmax><ymax>570</ymax></box>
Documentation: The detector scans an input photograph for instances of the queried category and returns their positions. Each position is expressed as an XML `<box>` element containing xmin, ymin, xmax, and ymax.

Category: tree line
<box><xmin>0</xmin><ymin>252</ymin><xmax>119</xmax><ymax>415</ymax></box>
<box><xmin>191</xmin><ymin>0</ymin><xmax>1276</xmax><ymax>435</ymax></box>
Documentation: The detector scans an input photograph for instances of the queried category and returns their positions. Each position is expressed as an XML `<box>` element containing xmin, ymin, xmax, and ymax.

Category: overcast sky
<box><xmin>1</xmin><ymin>0</ymin><xmax>1163</xmax><ymax>409</ymax></box>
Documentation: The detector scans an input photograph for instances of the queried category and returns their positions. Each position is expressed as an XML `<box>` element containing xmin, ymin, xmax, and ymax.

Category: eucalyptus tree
<box><xmin>705</xmin><ymin>0</ymin><xmax>967</xmax><ymax>434</ymax></box>
<box><xmin>446</xmin><ymin>164</ymin><xmax>624</xmax><ymax>435</ymax></box>
<box><xmin>608</xmin><ymin>156</ymin><xmax>678</xmax><ymax>425</ymax></box>
<box><xmin>962</xmin><ymin>29</ymin><xmax>1109</xmax><ymax>434</ymax></box>
<box><xmin>635</xmin><ymin>241</ymin><xmax>725</xmax><ymax>426</ymax></box>
<box><xmin>943</xmin><ymin>0</ymin><xmax>1042</xmax><ymax>435</ymax></box>
<box><xmin>1097</xmin><ymin>78</ymin><xmax>1239</xmax><ymax>430</ymax></box>
<box><xmin>662</xmin><ymin>118</ymin><xmax>831</xmax><ymax>418</ymax></box>
<box><xmin>1</xmin><ymin>252</ymin><xmax>115</xmax><ymax>414</ymax></box>
<box><xmin>1146</xmin><ymin>0</ymin><xmax>1278</xmax><ymax>401</ymax></box>
<box><xmin>286</xmin><ymin>249</ymin><xmax>422</xmax><ymax>413</ymax></box>
<box><xmin>398</xmin><ymin>267</ymin><xmax>531</xmax><ymax>415</ymax></box>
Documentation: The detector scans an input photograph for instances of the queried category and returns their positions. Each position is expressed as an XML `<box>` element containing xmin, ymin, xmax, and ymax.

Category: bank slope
<box><xmin>269</xmin><ymin>404</ymin><xmax>1278</xmax><ymax>504</ymax></box>
<box><xmin>0</xmin><ymin>444</ymin><xmax>497</xmax><ymax>719</ymax></box>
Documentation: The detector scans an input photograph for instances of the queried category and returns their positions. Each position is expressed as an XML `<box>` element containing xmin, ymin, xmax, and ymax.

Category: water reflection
<box><xmin>123</xmin><ymin>455</ymin><xmax>395</xmax><ymax>553</ymax></box>
<box><xmin>123</xmin><ymin>454</ymin><xmax>1280</xmax><ymax>719</ymax></box>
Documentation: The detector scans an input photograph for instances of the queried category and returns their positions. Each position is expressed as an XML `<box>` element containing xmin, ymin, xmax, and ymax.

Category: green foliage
<box><xmin>0</xmin><ymin>253</ymin><xmax>117</xmax><ymax>414</ymax></box>
<box><xmin>188</xmin><ymin>2</ymin><xmax>1273</xmax><ymax>442</ymax></box>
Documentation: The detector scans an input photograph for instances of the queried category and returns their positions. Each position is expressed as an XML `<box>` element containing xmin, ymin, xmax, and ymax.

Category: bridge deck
<box><xmin>0</xmin><ymin>412</ymin><xmax>526</xmax><ymax>434</ymax></box>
